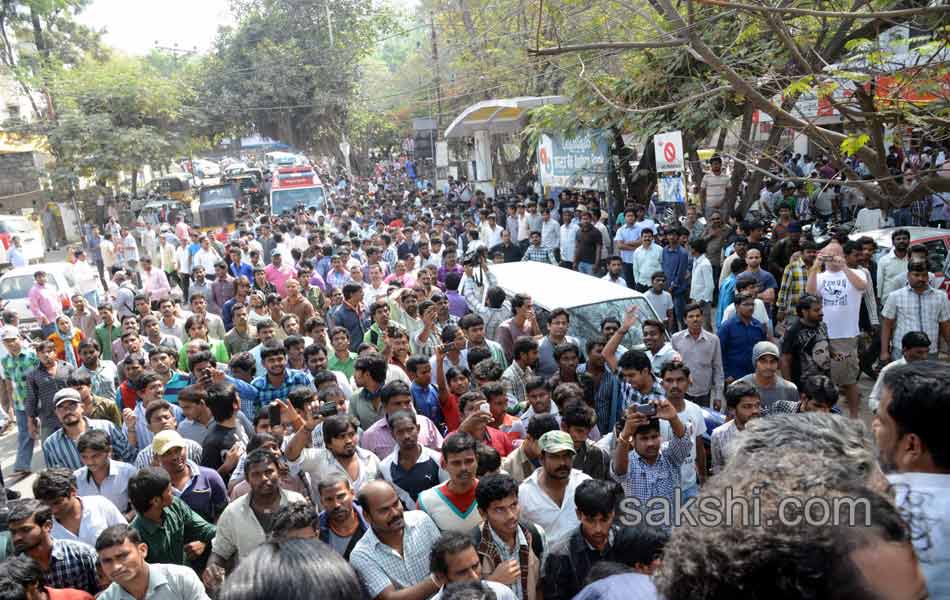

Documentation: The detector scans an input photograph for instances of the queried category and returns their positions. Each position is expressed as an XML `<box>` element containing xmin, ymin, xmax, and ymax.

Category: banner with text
<box><xmin>537</xmin><ymin>130</ymin><xmax>609</xmax><ymax>191</ymax></box>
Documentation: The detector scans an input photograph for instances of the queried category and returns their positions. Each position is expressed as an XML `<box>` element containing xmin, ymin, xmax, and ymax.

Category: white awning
<box><xmin>443</xmin><ymin>96</ymin><xmax>567</xmax><ymax>139</ymax></box>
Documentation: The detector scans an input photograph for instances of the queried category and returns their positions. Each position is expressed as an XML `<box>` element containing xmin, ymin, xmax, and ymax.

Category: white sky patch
<box><xmin>77</xmin><ymin>0</ymin><xmax>232</xmax><ymax>55</ymax></box>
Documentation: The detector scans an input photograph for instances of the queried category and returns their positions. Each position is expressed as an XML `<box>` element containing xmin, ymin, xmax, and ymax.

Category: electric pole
<box><xmin>430</xmin><ymin>11</ymin><xmax>443</xmax><ymax>139</ymax></box>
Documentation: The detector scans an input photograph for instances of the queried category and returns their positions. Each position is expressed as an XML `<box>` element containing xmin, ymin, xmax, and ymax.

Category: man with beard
<box><xmin>736</xmin><ymin>342</ymin><xmax>799</xmax><ymax>414</ymax></box>
<box><xmin>459</xmin><ymin>314</ymin><xmax>506</xmax><ymax>369</ymax></box>
<box><xmin>710</xmin><ymin>381</ymin><xmax>761</xmax><ymax>474</ymax></box>
<box><xmin>96</xmin><ymin>525</ymin><xmax>209</xmax><ymax>600</ymax></box>
<box><xmin>153</xmin><ymin>430</ymin><xmax>227</xmax><ymax>523</ymax></box>
<box><xmin>377</xmin><ymin>410</ymin><xmax>447</xmax><ymax>507</ymax></box>
<box><xmin>611</xmin><ymin>396</ymin><xmax>691</xmax><ymax>507</ymax></box>
<box><xmin>223</xmin><ymin>304</ymin><xmax>257</xmax><ymax>356</ymax></box>
<box><xmin>542</xmin><ymin>480</ymin><xmax>621</xmax><ymax>600</ymax></box>
<box><xmin>656</xmin><ymin>362</ymin><xmax>708</xmax><ymax>499</ymax></box>
<box><xmin>429</xmin><ymin>532</ymin><xmax>519</xmax><ymax>600</ymax></box>
<box><xmin>303</xmin><ymin>344</ymin><xmax>352</xmax><ymax>397</ymax></box>
<box><xmin>205</xmin><ymin>449</ymin><xmax>305</xmax><ymax>583</ymax></box>
<box><xmin>32</xmin><ymin>468</ymin><xmax>125</xmax><ymax>548</ymax></box>
<box><xmin>776</xmin><ymin>240</ymin><xmax>818</xmax><ymax>329</ymax></box>
<box><xmin>881</xmin><ymin>260</ymin><xmax>950</xmax><ymax>362</ymax></box>
<box><xmin>25</xmin><ymin>340</ymin><xmax>74</xmax><ymax>441</ymax></box>
<box><xmin>361</xmin><ymin>380</ymin><xmax>444</xmax><ymax>459</ymax></box>
<box><xmin>42</xmin><ymin>388</ymin><xmax>135</xmax><ymax>470</ymax></box>
<box><xmin>780</xmin><ymin>294</ymin><xmax>831</xmax><ymax>387</ymax></box>
<box><xmin>7</xmin><ymin>500</ymin><xmax>99</xmax><ymax>594</ymax></box>
<box><xmin>877</xmin><ymin>228</ymin><xmax>910</xmax><ymax>302</ymax></box>
<box><xmin>518</xmin><ymin>431</ymin><xmax>591</xmax><ymax>548</ymax></box>
<box><xmin>128</xmin><ymin>467</ymin><xmax>217</xmax><ymax>569</ymax></box>
<box><xmin>418</xmin><ymin>432</ymin><xmax>481</xmax><ymax>532</ymax></box>
<box><xmin>283</xmin><ymin>409</ymin><xmax>380</xmax><ymax>505</ymax></box>
<box><xmin>767</xmin><ymin>221</ymin><xmax>803</xmax><ymax>283</ymax></box>
<box><xmin>317</xmin><ymin>473</ymin><xmax>369</xmax><ymax>559</ymax></box>
<box><xmin>349</xmin><ymin>480</ymin><xmax>443</xmax><ymax>600</ymax></box>
<box><xmin>874</xmin><ymin>360</ymin><xmax>950</xmax><ymax>596</ymax></box>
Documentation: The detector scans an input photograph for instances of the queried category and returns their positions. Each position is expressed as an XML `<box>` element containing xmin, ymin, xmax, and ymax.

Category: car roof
<box><xmin>488</xmin><ymin>262</ymin><xmax>646</xmax><ymax>310</ymax></box>
<box><xmin>1</xmin><ymin>262</ymin><xmax>73</xmax><ymax>279</ymax></box>
<box><xmin>850</xmin><ymin>226</ymin><xmax>950</xmax><ymax>246</ymax></box>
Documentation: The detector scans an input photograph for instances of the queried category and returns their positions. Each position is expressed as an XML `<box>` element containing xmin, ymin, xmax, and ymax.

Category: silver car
<box><xmin>0</xmin><ymin>263</ymin><xmax>78</xmax><ymax>336</ymax></box>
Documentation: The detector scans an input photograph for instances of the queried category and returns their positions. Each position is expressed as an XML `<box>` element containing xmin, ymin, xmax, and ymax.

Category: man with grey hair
<box><xmin>730</xmin><ymin>412</ymin><xmax>887</xmax><ymax>492</ymax></box>
<box><xmin>655</xmin><ymin>450</ymin><xmax>924</xmax><ymax>600</ymax></box>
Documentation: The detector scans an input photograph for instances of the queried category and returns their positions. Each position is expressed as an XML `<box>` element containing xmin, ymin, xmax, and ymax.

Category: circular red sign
<box><xmin>663</xmin><ymin>141</ymin><xmax>676</xmax><ymax>164</ymax></box>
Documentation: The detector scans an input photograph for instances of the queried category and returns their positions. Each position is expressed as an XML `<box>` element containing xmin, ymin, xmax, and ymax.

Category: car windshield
<box><xmin>272</xmin><ymin>187</ymin><xmax>325</xmax><ymax>214</ymax></box>
<box><xmin>0</xmin><ymin>274</ymin><xmax>59</xmax><ymax>300</ymax></box>
<box><xmin>566</xmin><ymin>297</ymin><xmax>655</xmax><ymax>349</ymax></box>
<box><xmin>0</xmin><ymin>220</ymin><xmax>35</xmax><ymax>235</ymax></box>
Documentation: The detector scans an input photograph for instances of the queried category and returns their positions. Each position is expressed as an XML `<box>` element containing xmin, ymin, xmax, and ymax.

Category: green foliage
<box><xmin>194</xmin><ymin>0</ymin><xmax>397</xmax><ymax>152</ymax></box>
<box><xmin>840</xmin><ymin>133</ymin><xmax>870</xmax><ymax>157</ymax></box>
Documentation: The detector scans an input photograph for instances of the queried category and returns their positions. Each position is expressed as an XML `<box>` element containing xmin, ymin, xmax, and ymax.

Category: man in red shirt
<box><xmin>455</xmin><ymin>391</ymin><xmax>513</xmax><ymax>458</ymax></box>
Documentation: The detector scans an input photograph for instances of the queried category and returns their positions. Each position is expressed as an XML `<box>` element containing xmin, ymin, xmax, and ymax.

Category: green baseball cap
<box><xmin>538</xmin><ymin>430</ymin><xmax>576</xmax><ymax>455</ymax></box>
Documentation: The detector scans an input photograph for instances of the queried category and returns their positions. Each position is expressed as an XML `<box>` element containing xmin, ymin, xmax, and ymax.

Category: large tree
<box><xmin>198</xmin><ymin>0</ymin><xmax>396</xmax><ymax>155</ymax></box>
<box><xmin>528</xmin><ymin>0</ymin><xmax>950</xmax><ymax>210</ymax></box>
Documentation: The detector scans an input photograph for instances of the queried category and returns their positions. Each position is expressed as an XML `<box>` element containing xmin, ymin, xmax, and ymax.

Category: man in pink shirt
<box><xmin>140</xmin><ymin>256</ymin><xmax>171</xmax><ymax>304</ymax></box>
<box><xmin>27</xmin><ymin>270</ymin><xmax>61</xmax><ymax>337</ymax></box>
<box><xmin>263</xmin><ymin>249</ymin><xmax>297</xmax><ymax>296</ymax></box>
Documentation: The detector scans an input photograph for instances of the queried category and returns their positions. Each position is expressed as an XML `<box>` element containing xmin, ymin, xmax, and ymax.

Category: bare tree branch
<box><xmin>695</xmin><ymin>0</ymin><xmax>950</xmax><ymax>18</ymax></box>
<box><xmin>528</xmin><ymin>39</ymin><xmax>686</xmax><ymax>55</ymax></box>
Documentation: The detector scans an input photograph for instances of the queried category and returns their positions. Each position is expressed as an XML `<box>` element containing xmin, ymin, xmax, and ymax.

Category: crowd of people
<box><xmin>0</xmin><ymin>155</ymin><xmax>946</xmax><ymax>600</ymax></box>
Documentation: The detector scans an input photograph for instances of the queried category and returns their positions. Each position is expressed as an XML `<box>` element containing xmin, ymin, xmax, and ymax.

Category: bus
<box><xmin>269</xmin><ymin>166</ymin><xmax>327</xmax><ymax>214</ymax></box>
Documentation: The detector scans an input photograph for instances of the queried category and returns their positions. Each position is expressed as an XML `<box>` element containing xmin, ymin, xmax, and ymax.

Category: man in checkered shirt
<box><xmin>349</xmin><ymin>480</ymin><xmax>443</xmax><ymax>600</ymax></box>
<box><xmin>881</xmin><ymin>259</ymin><xmax>950</xmax><ymax>361</ymax></box>
<box><xmin>610</xmin><ymin>398</ymin><xmax>692</xmax><ymax>507</ymax></box>
<box><xmin>520</xmin><ymin>231</ymin><xmax>558</xmax><ymax>265</ymax></box>
<box><xmin>8</xmin><ymin>499</ymin><xmax>100</xmax><ymax>595</ymax></box>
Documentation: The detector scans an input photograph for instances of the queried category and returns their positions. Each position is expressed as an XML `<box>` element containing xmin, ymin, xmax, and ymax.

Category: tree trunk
<box><xmin>737</xmin><ymin>94</ymin><xmax>800</xmax><ymax>215</ymax></box>
<box><xmin>715</xmin><ymin>127</ymin><xmax>727</xmax><ymax>153</ymax></box>
<box><xmin>131</xmin><ymin>168</ymin><xmax>138</xmax><ymax>198</ymax></box>
<box><xmin>720</xmin><ymin>102</ymin><xmax>754</xmax><ymax>218</ymax></box>
<box><xmin>611</xmin><ymin>127</ymin><xmax>636</xmax><ymax>204</ymax></box>
<box><xmin>683</xmin><ymin>131</ymin><xmax>704</xmax><ymax>192</ymax></box>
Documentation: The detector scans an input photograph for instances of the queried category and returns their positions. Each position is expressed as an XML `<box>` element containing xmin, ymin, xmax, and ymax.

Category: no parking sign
<box><xmin>654</xmin><ymin>131</ymin><xmax>684</xmax><ymax>173</ymax></box>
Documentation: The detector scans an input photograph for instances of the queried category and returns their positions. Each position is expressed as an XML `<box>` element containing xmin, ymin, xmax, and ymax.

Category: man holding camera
<box><xmin>611</xmin><ymin>397</ymin><xmax>692</xmax><ymax>507</ymax></box>
<box><xmin>806</xmin><ymin>242</ymin><xmax>868</xmax><ymax>418</ymax></box>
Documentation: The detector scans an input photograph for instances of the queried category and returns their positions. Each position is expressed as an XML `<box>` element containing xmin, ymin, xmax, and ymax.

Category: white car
<box><xmin>0</xmin><ymin>263</ymin><xmax>78</xmax><ymax>336</ymax></box>
<box><xmin>0</xmin><ymin>215</ymin><xmax>45</xmax><ymax>264</ymax></box>
<box><xmin>488</xmin><ymin>261</ymin><xmax>666</xmax><ymax>349</ymax></box>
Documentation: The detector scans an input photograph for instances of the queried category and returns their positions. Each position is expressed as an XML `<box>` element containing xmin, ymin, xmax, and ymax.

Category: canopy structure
<box><xmin>443</xmin><ymin>96</ymin><xmax>567</xmax><ymax>139</ymax></box>
<box><xmin>443</xmin><ymin>96</ymin><xmax>566</xmax><ymax>195</ymax></box>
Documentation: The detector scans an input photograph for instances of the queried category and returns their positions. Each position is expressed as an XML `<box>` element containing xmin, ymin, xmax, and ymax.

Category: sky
<box><xmin>77</xmin><ymin>0</ymin><xmax>419</xmax><ymax>56</ymax></box>
<box><xmin>76</xmin><ymin>0</ymin><xmax>233</xmax><ymax>55</ymax></box>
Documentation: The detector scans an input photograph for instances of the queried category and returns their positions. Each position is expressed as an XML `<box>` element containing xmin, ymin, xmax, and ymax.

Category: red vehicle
<box><xmin>269</xmin><ymin>166</ymin><xmax>326</xmax><ymax>215</ymax></box>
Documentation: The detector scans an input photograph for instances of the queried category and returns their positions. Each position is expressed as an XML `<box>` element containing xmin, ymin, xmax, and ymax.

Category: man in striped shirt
<box><xmin>42</xmin><ymin>388</ymin><xmax>135</xmax><ymax>470</ymax></box>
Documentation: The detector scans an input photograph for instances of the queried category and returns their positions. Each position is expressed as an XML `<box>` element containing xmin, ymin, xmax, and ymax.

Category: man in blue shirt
<box><xmin>406</xmin><ymin>356</ymin><xmax>443</xmax><ymax>429</ymax></box>
<box><xmin>613</xmin><ymin>209</ymin><xmax>640</xmax><ymax>290</ymax></box>
<box><xmin>662</xmin><ymin>228</ymin><xmax>691</xmax><ymax>329</ymax></box>
<box><xmin>718</xmin><ymin>293</ymin><xmax>767</xmax><ymax>382</ymax></box>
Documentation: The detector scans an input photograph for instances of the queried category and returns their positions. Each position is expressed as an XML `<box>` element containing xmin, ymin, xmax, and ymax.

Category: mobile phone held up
<box><xmin>319</xmin><ymin>402</ymin><xmax>339</xmax><ymax>418</ymax></box>
<box><xmin>268</xmin><ymin>403</ymin><xmax>282</xmax><ymax>427</ymax></box>
<box><xmin>635</xmin><ymin>402</ymin><xmax>657</xmax><ymax>417</ymax></box>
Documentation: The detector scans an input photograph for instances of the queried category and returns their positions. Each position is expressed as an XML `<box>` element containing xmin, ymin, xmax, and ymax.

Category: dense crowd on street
<box><xmin>0</xmin><ymin>150</ymin><xmax>946</xmax><ymax>600</ymax></box>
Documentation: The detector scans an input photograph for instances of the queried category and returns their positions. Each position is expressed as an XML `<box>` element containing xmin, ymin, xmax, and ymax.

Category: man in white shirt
<box><xmin>630</xmin><ymin>229</ymin><xmax>663</xmax><ymax>291</ymax></box>
<box><xmin>540</xmin><ymin>208</ymin><xmax>560</xmax><ymax>251</ymax></box>
<box><xmin>558</xmin><ymin>209</ymin><xmax>579</xmax><ymax>269</ymax></box>
<box><xmin>518</xmin><ymin>430</ymin><xmax>591</xmax><ymax>548</ymax></box>
<box><xmin>876</xmin><ymin>360</ymin><xmax>950</xmax><ymax>598</ymax></box>
<box><xmin>657</xmin><ymin>361</ymin><xmax>707</xmax><ymax>499</ymax></box>
<box><xmin>72</xmin><ymin>249</ymin><xmax>102</xmax><ymax>308</ymax></box>
<box><xmin>688</xmin><ymin>238</ymin><xmax>714</xmax><ymax>329</ymax></box>
<box><xmin>806</xmin><ymin>242</ymin><xmax>868</xmax><ymax>418</ymax></box>
<box><xmin>877</xmin><ymin>229</ymin><xmax>910</xmax><ymax>303</ymax></box>
<box><xmin>699</xmin><ymin>156</ymin><xmax>729</xmax><ymax>218</ymax></box>
<box><xmin>33</xmin><ymin>468</ymin><xmax>127</xmax><ymax>548</ymax></box>
<box><xmin>192</xmin><ymin>237</ymin><xmax>221</xmax><ymax>275</ymax></box>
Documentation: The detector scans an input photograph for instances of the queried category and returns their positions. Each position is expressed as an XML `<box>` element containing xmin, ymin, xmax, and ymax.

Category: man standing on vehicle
<box><xmin>27</xmin><ymin>270</ymin><xmax>61</xmax><ymax>339</ymax></box>
<box><xmin>806</xmin><ymin>243</ymin><xmax>868</xmax><ymax>418</ymax></box>
<box><xmin>877</xmin><ymin>228</ymin><xmax>911</xmax><ymax>303</ymax></box>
